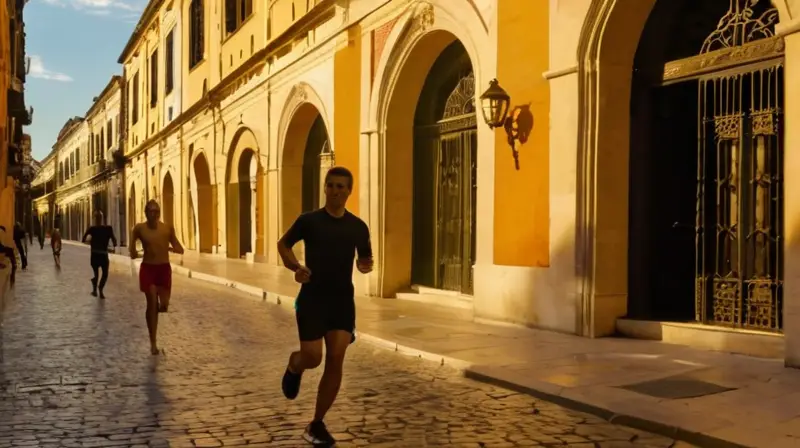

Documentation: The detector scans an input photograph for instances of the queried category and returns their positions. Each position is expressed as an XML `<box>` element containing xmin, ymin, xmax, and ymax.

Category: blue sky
<box><xmin>24</xmin><ymin>0</ymin><xmax>146</xmax><ymax>160</ymax></box>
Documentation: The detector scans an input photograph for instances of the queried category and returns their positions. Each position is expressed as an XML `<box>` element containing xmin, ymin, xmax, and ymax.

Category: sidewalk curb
<box><xmin>64</xmin><ymin>242</ymin><xmax>745</xmax><ymax>448</ymax></box>
<box><xmin>464</xmin><ymin>370</ymin><xmax>746</xmax><ymax>448</ymax></box>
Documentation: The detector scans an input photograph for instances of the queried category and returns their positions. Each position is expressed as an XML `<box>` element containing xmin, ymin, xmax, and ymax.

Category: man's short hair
<box><xmin>145</xmin><ymin>199</ymin><xmax>160</xmax><ymax>210</ymax></box>
<box><xmin>325</xmin><ymin>166</ymin><xmax>354</xmax><ymax>189</ymax></box>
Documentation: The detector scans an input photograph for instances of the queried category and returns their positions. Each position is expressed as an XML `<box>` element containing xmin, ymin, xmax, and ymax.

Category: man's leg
<box><xmin>301</xmin><ymin>330</ymin><xmax>351</xmax><ymax>445</ymax></box>
<box><xmin>15</xmin><ymin>241</ymin><xmax>26</xmax><ymax>269</ymax></box>
<box><xmin>157</xmin><ymin>265</ymin><xmax>172</xmax><ymax>312</ymax></box>
<box><xmin>283</xmin><ymin>306</ymin><xmax>324</xmax><ymax>400</ymax></box>
<box><xmin>98</xmin><ymin>258</ymin><xmax>110</xmax><ymax>298</ymax></box>
<box><xmin>145</xmin><ymin>288</ymin><xmax>160</xmax><ymax>355</ymax></box>
<box><xmin>314</xmin><ymin>330</ymin><xmax>351</xmax><ymax>422</ymax></box>
<box><xmin>90</xmin><ymin>257</ymin><xmax>100</xmax><ymax>296</ymax></box>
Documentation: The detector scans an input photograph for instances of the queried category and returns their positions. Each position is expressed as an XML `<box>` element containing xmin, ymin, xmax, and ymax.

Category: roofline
<box><xmin>85</xmin><ymin>75</ymin><xmax>122</xmax><ymax>119</ymax></box>
<box><xmin>118</xmin><ymin>0</ymin><xmax>164</xmax><ymax>64</ymax></box>
<box><xmin>53</xmin><ymin>117</ymin><xmax>85</xmax><ymax>150</ymax></box>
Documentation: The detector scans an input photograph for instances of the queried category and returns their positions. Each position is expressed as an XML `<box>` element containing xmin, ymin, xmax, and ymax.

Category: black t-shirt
<box><xmin>283</xmin><ymin>208</ymin><xmax>372</xmax><ymax>301</ymax></box>
<box><xmin>83</xmin><ymin>225</ymin><xmax>116</xmax><ymax>254</ymax></box>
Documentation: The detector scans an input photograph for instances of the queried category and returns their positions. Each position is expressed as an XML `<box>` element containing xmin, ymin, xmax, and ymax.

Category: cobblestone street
<box><xmin>0</xmin><ymin>246</ymin><xmax>686</xmax><ymax>447</ymax></box>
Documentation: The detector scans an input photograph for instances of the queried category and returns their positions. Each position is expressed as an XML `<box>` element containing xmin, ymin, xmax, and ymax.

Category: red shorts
<box><xmin>139</xmin><ymin>263</ymin><xmax>172</xmax><ymax>293</ymax></box>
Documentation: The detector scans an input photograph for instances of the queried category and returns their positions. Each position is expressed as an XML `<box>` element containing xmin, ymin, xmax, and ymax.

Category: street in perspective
<box><xmin>5</xmin><ymin>0</ymin><xmax>800</xmax><ymax>446</ymax></box>
<box><xmin>0</xmin><ymin>246</ymin><xmax>685</xmax><ymax>447</ymax></box>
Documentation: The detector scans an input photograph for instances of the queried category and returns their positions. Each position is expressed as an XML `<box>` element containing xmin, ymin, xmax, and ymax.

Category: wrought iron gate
<box><xmin>665</xmin><ymin>0</ymin><xmax>785</xmax><ymax>331</ymax></box>
<box><xmin>415</xmin><ymin>71</ymin><xmax>478</xmax><ymax>295</ymax></box>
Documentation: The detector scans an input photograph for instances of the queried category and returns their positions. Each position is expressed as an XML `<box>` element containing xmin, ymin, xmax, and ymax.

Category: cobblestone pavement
<box><xmin>0</xmin><ymin>246</ymin><xmax>688</xmax><ymax>448</ymax></box>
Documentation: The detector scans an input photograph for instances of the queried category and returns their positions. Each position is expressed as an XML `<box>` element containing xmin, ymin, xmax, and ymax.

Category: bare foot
<box><xmin>99</xmin><ymin>291</ymin><xmax>105</xmax><ymax>299</ymax></box>
<box><xmin>151</xmin><ymin>347</ymin><xmax>160</xmax><ymax>355</ymax></box>
<box><xmin>91</xmin><ymin>291</ymin><xmax>98</xmax><ymax>297</ymax></box>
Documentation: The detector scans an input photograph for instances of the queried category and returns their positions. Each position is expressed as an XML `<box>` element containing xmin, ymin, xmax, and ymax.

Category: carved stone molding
<box><xmin>663</xmin><ymin>36</ymin><xmax>784</xmax><ymax>82</ymax></box>
<box><xmin>407</xmin><ymin>2</ymin><xmax>434</xmax><ymax>36</ymax></box>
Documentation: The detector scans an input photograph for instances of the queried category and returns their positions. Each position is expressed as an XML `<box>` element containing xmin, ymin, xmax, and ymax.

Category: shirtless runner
<box><xmin>130</xmin><ymin>199</ymin><xmax>184</xmax><ymax>355</ymax></box>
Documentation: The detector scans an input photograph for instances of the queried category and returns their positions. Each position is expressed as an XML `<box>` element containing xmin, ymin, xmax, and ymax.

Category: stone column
<box><xmin>782</xmin><ymin>29</ymin><xmax>800</xmax><ymax>367</ymax></box>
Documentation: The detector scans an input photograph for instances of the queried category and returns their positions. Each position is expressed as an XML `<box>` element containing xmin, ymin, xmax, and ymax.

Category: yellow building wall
<box><xmin>183</xmin><ymin>0</ymin><xmax>210</xmax><ymax>108</ymax></box>
<box><xmin>221</xmin><ymin>16</ymin><xmax>263</xmax><ymax>80</ymax></box>
<box><xmin>493</xmin><ymin>0</ymin><xmax>550</xmax><ymax>267</ymax></box>
<box><xmin>333</xmin><ymin>25</ymin><xmax>361</xmax><ymax>215</ymax></box>
<box><xmin>0</xmin><ymin>0</ymin><xmax>11</xmax><ymax>233</ymax></box>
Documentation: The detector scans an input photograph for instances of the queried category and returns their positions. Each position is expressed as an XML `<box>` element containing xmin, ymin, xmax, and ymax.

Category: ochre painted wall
<box><xmin>333</xmin><ymin>25</ymin><xmax>361</xmax><ymax>215</ymax></box>
<box><xmin>493</xmin><ymin>0</ymin><xmax>550</xmax><ymax>267</ymax></box>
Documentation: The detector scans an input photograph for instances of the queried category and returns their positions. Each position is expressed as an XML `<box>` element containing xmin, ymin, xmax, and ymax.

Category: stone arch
<box><xmin>224</xmin><ymin>127</ymin><xmax>265</xmax><ymax>260</ymax></box>
<box><xmin>368</xmin><ymin>1</ymin><xmax>489</xmax><ymax>298</ymax></box>
<box><xmin>574</xmin><ymin>0</ymin><xmax>791</xmax><ymax>337</ymax></box>
<box><xmin>278</xmin><ymin>85</ymin><xmax>332</xmax><ymax>238</ymax></box>
<box><xmin>162</xmin><ymin>171</ymin><xmax>175</xmax><ymax>228</ymax></box>
<box><xmin>191</xmin><ymin>151</ymin><xmax>217</xmax><ymax>253</ymax></box>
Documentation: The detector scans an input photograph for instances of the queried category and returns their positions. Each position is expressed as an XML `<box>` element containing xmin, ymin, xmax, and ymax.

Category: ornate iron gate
<box><xmin>663</xmin><ymin>0</ymin><xmax>784</xmax><ymax>331</ymax></box>
<box><xmin>416</xmin><ymin>71</ymin><xmax>478</xmax><ymax>294</ymax></box>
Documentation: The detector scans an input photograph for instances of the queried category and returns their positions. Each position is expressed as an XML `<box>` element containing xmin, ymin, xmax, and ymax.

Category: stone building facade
<box><xmin>31</xmin><ymin>77</ymin><xmax>125</xmax><ymax>245</ymax></box>
<box><xmin>48</xmin><ymin>0</ymin><xmax>800</xmax><ymax>365</ymax></box>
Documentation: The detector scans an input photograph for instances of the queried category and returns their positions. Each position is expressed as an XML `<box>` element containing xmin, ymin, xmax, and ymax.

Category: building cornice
<box><xmin>125</xmin><ymin>0</ymin><xmax>336</xmax><ymax>160</ymax></box>
<box><xmin>118</xmin><ymin>0</ymin><xmax>164</xmax><ymax>63</ymax></box>
<box><xmin>85</xmin><ymin>76</ymin><xmax>122</xmax><ymax>119</ymax></box>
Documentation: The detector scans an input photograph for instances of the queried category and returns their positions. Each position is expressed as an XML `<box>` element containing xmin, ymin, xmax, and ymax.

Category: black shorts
<box><xmin>90</xmin><ymin>252</ymin><xmax>110</xmax><ymax>268</ymax></box>
<box><xmin>296</xmin><ymin>298</ymin><xmax>356</xmax><ymax>342</ymax></box>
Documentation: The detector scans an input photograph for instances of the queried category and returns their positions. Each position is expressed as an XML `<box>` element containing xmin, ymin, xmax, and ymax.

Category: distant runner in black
<box><xmin>277</xmin><ymin>166</ymin><xmax>373</xmax><ymax>447</ymax></box>
<box><xmin>82</xmin><ymin>211</ymin><xmax>117</xmax><ymax>298</ymax></box>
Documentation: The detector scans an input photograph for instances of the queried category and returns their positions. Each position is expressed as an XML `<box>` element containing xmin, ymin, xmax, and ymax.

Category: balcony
<box><xmin>10</xmin><ymin>76</ymin><xmax>22</xmax><ymax>92</ymax></box>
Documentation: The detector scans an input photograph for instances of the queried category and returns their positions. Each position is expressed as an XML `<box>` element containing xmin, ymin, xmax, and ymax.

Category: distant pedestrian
<box><xmin>130</xmin><ymin>200</ymin><xmax>184</xmax><ymax>355</ymax></box>
<box><xmin>82</xmin><ymin>211</ymin><xmax>117</xmax><ymax>299</ymax></box>
<box><xmin>13</xmin><ymin>222</ymin><xmax>26</xmax><ymax>270</ymax></box>
<box><xmin>50</xmin><ymin>228</ymin><xmax>62</xmax><ymax>269</ymax></box>
<box><xmin>277</xmin><ymin>166</ymin><xmax>373</xmax><ymax>446</ymax></box>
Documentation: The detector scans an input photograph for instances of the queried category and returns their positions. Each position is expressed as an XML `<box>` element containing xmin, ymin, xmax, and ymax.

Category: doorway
<box><xmin>627</xmin><ymin>0</ymin><xmax>784</xmax><ymax>331</ymax></box>
<box><xmin>412</xmin><ymin>40</ymin><xmax>477</xmax><ymax>295</ymax></box>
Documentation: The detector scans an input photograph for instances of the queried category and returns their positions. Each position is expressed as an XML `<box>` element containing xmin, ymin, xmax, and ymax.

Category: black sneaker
<box><xmin>302</xmin><ymin>421</ymin><xmax>335</xmax><ymax>446</ymax></box>
<box><xmin>281</xmin><ymin>366</ymin><xmax>302</xmax><ymax>400</ymax></box>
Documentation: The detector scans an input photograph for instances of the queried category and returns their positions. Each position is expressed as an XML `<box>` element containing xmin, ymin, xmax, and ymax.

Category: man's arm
<box><xmin>355</xmin><ymin>221</ymin><xmax>374</xmax><ymax>274</ymax></box>
<box><xmin>81</xmin><ymin>228</ymin><xmax>91</xmax><ymax>243</ymax></box>
<box><xmin>277</xmin><ymin>216</ymin><xmax>305</xmax><ymax>272</ymax></box>
<box><xmin>129</xmin><ymin>225</ymin><xmax>140</xmax><ymax>258</ymax></box>
<box><xmin>168</xmin><ymin>225</ymin><xmax>184</xmax><ymax>254</ymax></box>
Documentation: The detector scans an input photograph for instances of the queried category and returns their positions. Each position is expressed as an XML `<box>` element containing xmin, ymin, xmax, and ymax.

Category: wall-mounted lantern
<box><xmin>480</xmin><ymin>79</ymin><xmax>510</xmax><ymax>128</ymax></box>
<box><xmin>480</xmin><ymin>79</ymin><xmax>531</xmax><ymax>170</ymax></box>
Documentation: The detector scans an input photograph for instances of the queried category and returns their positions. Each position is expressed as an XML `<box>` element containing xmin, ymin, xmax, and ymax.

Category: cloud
<box><xmin>28</xmin><ymin>55</ymin><xmax>73</xmax><ymax>82</ymax></box>
<box><xmin>38</xmin><ymin>0</ymin><xmax>143</xmax><ymax>17</ymax></box>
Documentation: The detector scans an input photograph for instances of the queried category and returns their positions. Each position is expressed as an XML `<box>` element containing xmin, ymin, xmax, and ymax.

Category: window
<box><xmin>75</xmin><ymin>147</ymin><xmax>80</xmax><ymax>171</ymax></box>
<box><xmin>132</xmin><ymin>72</ymin><xmax>139</xmax><ymax>125</ymax></box>
<box><xmin>89</xmin><ymin>133</ymin><xmax>94</xmax><ymax>164</ymax></box>
<box><xmin>150</xmin><ymin>49</ymin><xmax>158</xmax><ymax>108</ymax></box>
<box><xmin>189</xmin><ymin>0</ymin><xmax>204</xmax><ymax>68</ymax></box>
<box><xmin>165</xmin><ymin>30</ymin><xmax>174</xmax><ymax>95</ymax></box>
<box><xmin>107</xmin><ymin>119</ymin><xmax>113</xmax><ymax>149</ymax></box>
<box><xmin>225</xmin><ymin>0</ymin><xmax>252</xmax><ymax>34</ymax></box>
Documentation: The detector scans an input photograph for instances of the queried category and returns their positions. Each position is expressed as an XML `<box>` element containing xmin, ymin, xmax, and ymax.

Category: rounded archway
<box><xmin>378</xmin><ymin>30</ymin><xmax>478</xmax><ymax>297</ymax></box>
<box><xmin>162</xmin><ymin>173</ymin><xmax>175</xmax><ymax>228</ymax></box>
<box><xmin>224</xmin><ymin>131</ymin><xmax>264</xmax><ymax>260</ymax></box>
<box><xmin>280</xmin><ymin>100</ymin><xmax>331</xmax><ymax>234</ymax></box>
<box><xmin>578</xmin><ymin>0</ymin><xmax>788</xmax><ymax>335</ymax></box>
<box><xmin>193</xmin><ymin>152</ymin><xmax>216</xmax><ymax>253</ymax></box>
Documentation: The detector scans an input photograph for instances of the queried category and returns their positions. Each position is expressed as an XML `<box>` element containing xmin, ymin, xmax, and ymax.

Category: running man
<box><xmin>82</xmin><ymin>211</ymin><xmax>117</xmax><ymax>298</ymax></box>
<box><xmin>130</xmin><ymin>200</ymin><xmax>184</xmax><ymax>355</ymax></box>
<box><xmin>278</xmin><ymin>166</ymin><xmax>373</xmax><ymax>446</ymax></box>
<box><xmin>50</xmin><ymin>228</ymin><xmax>62</xmax><ymax>268</ymax></box>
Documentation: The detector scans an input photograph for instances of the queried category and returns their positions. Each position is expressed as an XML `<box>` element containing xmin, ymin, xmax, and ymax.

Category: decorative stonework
<box><xmin>372</xmin><ymin>17</ymin><xmax>400</xmax><ymax>85</ymax></box>
<box><xmin>380</xmin><ymin>2</ymin><xmax>436</xmax><ymax>98</ymax></box>
<box><xmin>663</xmin><ymin>36</ymin><xmax>784</xmax><ymax>82</ymax></box>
